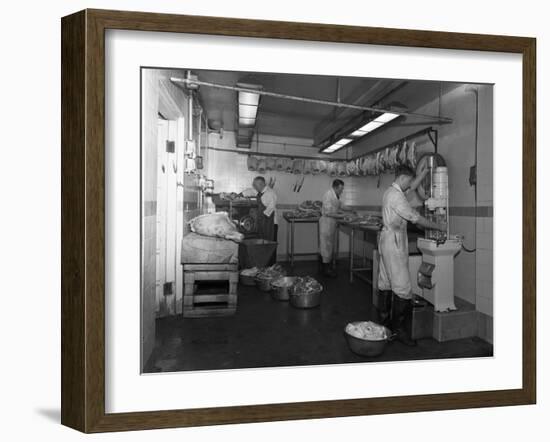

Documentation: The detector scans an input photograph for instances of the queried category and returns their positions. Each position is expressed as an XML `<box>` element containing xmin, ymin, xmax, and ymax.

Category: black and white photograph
<box><xmin>140</xmin><ymin>67</ymin><xmax>494</xmax><ymax>373</ymax></box>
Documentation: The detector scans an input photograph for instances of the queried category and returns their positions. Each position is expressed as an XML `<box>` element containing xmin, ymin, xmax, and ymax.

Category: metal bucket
<box><xmin>239</xmin><ymin>239</ymin><xmax>278</xmax><ymax>269</ymax></box>
<box><xmin>239</xmin><ymin>273</ymin><xmax>257</xmax><ymax>286</ymax></box>
<box><xmin>289</xmin><ymin>289</ymin><xmax>321</xmax><ymax>309</ymax></box>
<box><xmin>344</xmin><ymin>327</ymin><xmax>390</xmax><ymax>357</ymax></box>
<box><xmin>256</xmin><ymin>276</ymin><xmax>274</xmax><ymax>292</ymax></box>
<box><xmin>271</xmin><ymin>276</ymin><xmax>297</xmax><ymax>301</ymax></box>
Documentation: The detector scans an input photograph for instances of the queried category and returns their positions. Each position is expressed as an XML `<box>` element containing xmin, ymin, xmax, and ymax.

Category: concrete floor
<box><xmin>144</xmin><ymin>260</ymin><xmax>493</xmax><ymax>373</ymax></box>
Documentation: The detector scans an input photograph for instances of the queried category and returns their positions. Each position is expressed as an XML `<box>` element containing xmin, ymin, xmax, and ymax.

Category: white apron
<box><xmin>319</xmin><ymin>189</ymin><xmax>342</xmax><ymax>263</ymax></box>
<box><xmin>377</xmin><ymin>183</ymin><xmax>420</xmax><ymax>299</ymax></box>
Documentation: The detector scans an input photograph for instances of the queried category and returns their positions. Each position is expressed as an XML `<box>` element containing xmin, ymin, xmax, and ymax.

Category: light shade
<box><xmin>374</xmin><ymin>112</ymin><xmax>400</xmax><ymax>123</ymax></box>
<box><xmin>238</xmin><ymin>91</ymin><xmax>260</xmax><ymax>106</ymax></box>
<box><xmin>239</xmin><ymin>117</ymin><xmax>256</xmax><ymax>127</ymax></box>
<box><xmin>239</xmin><ymin>104</ymin><xmax>258</xmax><ymax>119</ymax></box>
<box><xmin>358</xmin><ymin>121</ymin><xmax>384</xmax><ymax>132</ymax></box>
<box><xmin>237</xmin><ymin>84</ymin><xmax>262</xmax><ymax>147</ymax></box>
<box><xmin>321</xmin><ymin>138</ymin><xmax>352</xmax><ymax>153</ymax></box>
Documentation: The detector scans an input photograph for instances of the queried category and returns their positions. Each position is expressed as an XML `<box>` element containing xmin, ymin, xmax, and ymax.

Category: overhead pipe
<box><xmin>171</xmin><ymin>77</ymin><xmax>453</xmax><ymax>124</ymax></box>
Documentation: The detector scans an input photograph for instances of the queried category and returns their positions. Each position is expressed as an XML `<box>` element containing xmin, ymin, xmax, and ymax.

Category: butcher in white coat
<box><xmin>319</xmin><ymin>179</ymin><xmax>352</xmax><ymax>277</ymax></box>
<box><xmin>377</xmin><ymin>166</ymin><xmax>446</xmax><ymax>346</ymax></box>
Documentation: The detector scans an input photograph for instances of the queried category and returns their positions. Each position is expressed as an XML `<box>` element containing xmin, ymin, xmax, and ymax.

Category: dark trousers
<box><xmin>257</xmin><ymin>214</ymin><xmax>277</xmax><ymax>264</ymax></box>
<box><xmin>257</xmin><ymin>214</ymin><xmax>274</xmax><ymax>240</ymax></box>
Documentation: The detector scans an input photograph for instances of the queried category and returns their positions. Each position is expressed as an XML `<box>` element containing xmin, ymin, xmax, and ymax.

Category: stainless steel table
<box><xmin>337</xmin><ymin>221</ymin><xmax>381</xmax><ymax>284</ymax></box>
<box><xmin>283</xmin><ymin>214</ymin><xmax>320</xmax><ymax>267</ymax></box>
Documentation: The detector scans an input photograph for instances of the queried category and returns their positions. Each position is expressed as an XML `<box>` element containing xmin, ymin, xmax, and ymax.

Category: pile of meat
<box><xmin>292</xmin><ymin>276</ymin><xmax>323</xmax><ymax>296</ymax></box>
<box><xmin>218</xmin><ymin>192</ymin><xmax>252</xmax><ymax>202</ymax></box>
<box><xmin>341</xmin><ymin>214</ymin><xmax>383</xmax><ymax>227</ymax></box>
<box><xmin>240</xmin><ymin>267</ymin><xmax>260</xmax><ymax>277</ymax></box>
<box><xmin>285</xmin><ymin>200</ymin><xmax>323</xmax><ymax>219</ymax></box>
<box><xmin>345</xmin><ymin>321</ymin><xmax>388</xmax><ymax>341</ymax></box>
<box><xmin>256</xmin><ymin>264</ymin><xmax>286</xmax><ymax>280</ymax></box>
<box><xmin>189</xmin><ymin>212</ymin><xmax>244</xmax><ymax>242</ymax></box>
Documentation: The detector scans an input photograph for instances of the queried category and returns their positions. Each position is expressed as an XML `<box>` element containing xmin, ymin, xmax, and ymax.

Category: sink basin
<box><xmin>417</xmin><ymin>238</ymin><xmax>462</xmax><ymax>257</ymax></box>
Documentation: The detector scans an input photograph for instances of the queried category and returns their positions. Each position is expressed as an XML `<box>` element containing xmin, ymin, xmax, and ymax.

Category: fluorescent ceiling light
<box><xmin>239</xmin><ymin>117</ymin><xmax>256</xmax><ymax>127</ymax></box>
<box><xmin>358</xmin><ymin>121</ymin><xmax>384</xmax><ymax>132</ymax></box>
<box><xmin>239</xmin><ymin>104</ymin><xmax>258</xmax><ymax>119</ymax></box>
<box><xmin>323</xmin><ymin>112</ymin><xmax>401</xmax><ymax>153</ymax></box>
<box><xmin>373</xmin><ymin>112</ymin><xmax>400</xmax><ymax>123</ymax></box>
<box><xmin>335</xmin><ymin>138</ymin><xmax>352</xmax><ymax>146</ymax></box>
<box><xmin>321</xmin><ymin>138</ymin><xmax>352</xmax><ymax>153</ymax></box>
<box><xmin>239</xmin><ymin>91</ymin><xmax>260</xmax><ymax>106</ymax></box>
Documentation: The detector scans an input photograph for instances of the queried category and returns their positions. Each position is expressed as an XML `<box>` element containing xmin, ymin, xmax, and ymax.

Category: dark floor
<box><xmin>145</xmin><ymin>260</ymin><xmax>493</xmax><ymax>373</ymax></box>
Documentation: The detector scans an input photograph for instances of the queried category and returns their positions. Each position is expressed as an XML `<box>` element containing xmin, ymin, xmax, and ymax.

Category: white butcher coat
<box><xmin>319</xmin><ymin>188</ymin><xmax>343</xmax><ymax>263</ymax></box>
<box><xmin>378</xmin><ymin>183</ymin><xmax>420</xmax><ymax>299</ymax></box>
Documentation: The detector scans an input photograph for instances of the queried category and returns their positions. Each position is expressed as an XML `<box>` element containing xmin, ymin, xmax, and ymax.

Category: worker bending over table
<box><xmin>377</xmin><ymin>166</ymin><xmax>446</xmax><ymax>346</ymax></box>
<box><xmin>319</xmin><ymin>179</ymin><xmax>354</xmax><ymax>278</ymax></box>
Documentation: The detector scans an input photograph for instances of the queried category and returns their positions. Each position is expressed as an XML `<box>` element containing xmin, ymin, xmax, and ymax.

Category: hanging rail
<box><xmin>171</xmin><ymin>77</ymin><xmax>453</xmax><ymax>124</ymax></box>
<box><xmin>206</xmin><ymin>146</ymin><xmax>337</xmax><ymax>161</ymax></box>
<box><xmin>351</xmin><ymin>126</ymin><xmax>438</xmax><ymax>161</ymax></box>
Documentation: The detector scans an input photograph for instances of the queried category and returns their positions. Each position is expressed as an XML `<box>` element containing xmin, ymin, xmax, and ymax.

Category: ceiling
<box><xmin>178</xmin><ymin>68</ymin><xmax>449</xmax><ymax>148</ymax></box>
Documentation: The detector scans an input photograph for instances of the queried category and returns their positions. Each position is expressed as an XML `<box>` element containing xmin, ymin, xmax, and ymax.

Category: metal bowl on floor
<box><xmin>344</xmin><ymin>323</ymin><xmax>390</xmax><ymax>357</ymax></box>
<box><xmin>289</xmin><ymin>289</ymin><xmax>322</xmax><ymax>309</ymax></box>
<box><xmin>256</xmin><ymin>276</ymin><xmax>275</xmax><ymax>292</ymax></box>
<box><xmin>239</xmin><ymin>273</ymin><xmax>257</xmax><ymax>286</ymax></box>
<box><xmin>271</xmin><ymin>276</ymin><xmax>297</xmax><ymax>301</ymax></box>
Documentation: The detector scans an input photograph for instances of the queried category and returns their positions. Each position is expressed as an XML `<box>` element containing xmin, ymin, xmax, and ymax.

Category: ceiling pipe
<box><xmin>170</xmin><ymin>77</ymin><xmax>453</xmax><ymax>124</ymax></box>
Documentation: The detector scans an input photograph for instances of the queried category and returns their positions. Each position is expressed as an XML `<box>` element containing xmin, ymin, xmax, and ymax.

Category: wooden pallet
<box><xmin>183</xmin><ymin>263</ymin><xmax>238</xmax><ymax>318</ymax></box>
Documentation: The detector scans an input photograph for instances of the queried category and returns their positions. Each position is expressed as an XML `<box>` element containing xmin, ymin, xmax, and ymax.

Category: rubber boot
<box><xmin>322</xmin><ymin>263</ymin><xmax>337</xmax><ymax>278</ymax></box>
<box><xmin>391</xmin><ymin>293</ymin><xmax>417</xmax><ymax>347</ymax></box>
<box><xmin>376</xmin><ymin>290</ymin><xmax>393</xmax><ymax>328</ymax></box>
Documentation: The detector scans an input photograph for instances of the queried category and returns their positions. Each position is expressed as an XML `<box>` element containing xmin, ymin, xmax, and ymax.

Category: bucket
<box><xmin>239</xmin><ymin>239</ymin><xmax>278</xmax><ymax>268</ymax></box>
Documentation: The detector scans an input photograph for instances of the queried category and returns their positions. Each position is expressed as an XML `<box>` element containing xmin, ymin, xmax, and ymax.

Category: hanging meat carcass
<box><xmin>407</xmin><ymin>141</ymin><xmax>418</xmax><ymax>169</ymax></box>
<box><xmin>318</xmin><ymin>160</ymin><xmax>328</xmax><ymax>174</ymax></box>
<box><xmin>311</xmin><ymin>160</ymin><xmax>321</xmax><ymax>175</ymax></box>
<box><xmin>303</xmin><ymin>160</ymin><xmax>313</xmax><ymax>175</ymax></box>
<box><xmin>292</xmin><ymin>159</ymin><xmax>305</xmax><ymax>174</ymax></box>
<box><xmin>189</xmin><ymin>212</ymin><xmax>244</xmax><ymax>242</ymax></box>
<box><xmin>275</xmin><ymin>157</ymin><xmax>286</xmax><ymax>171</ymax></box>
<box><xmin>327</xmin><ymin>161</ymin><xmax>337</xmax><ymax>177</ymax></box>
<box><xmin>257</xmin><ymin>158</ymin><xmax>267</xmax><ymax>174</ymax></box>
<box><xmin>398</xmin><ymin>142</ymin><xmax>408</xmax><ymax>166</ymax></box>
<box><xmin>354</xmin><ymin>158</ymin><xmax>362</xmax><ymax>176</ymax></box>
<box><xmin>265</xmin><ymin>157</ymin><xmax>276</xmax><ymax>171</ymax></box>
<box><xmin>247</xmin><ymin>156</ymin><xmax>258</xmax><ymax>171</ymax></box>
<box><xmin>336</xmin><ymin>161</ymin><xmax>347</xmax><ymax>177</ymax></box>
<box><xmin>346</xmin><ymin>159</ymin><xmax>357</xmax><ymax>176</ymax></box>
<box><xmin>283</xmin><ymin>158</ymin><xmax>293</xmax><ymax>173</ymax></box>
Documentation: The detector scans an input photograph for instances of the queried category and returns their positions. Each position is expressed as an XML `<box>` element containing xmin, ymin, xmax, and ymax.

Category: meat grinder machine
<box><xmin>416</xmin><ymin>155</ymin><xmax>462</xmax><ymax>312</ymax></box>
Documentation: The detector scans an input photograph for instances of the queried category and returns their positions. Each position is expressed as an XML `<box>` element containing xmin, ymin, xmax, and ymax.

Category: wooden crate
<box><xmin>183</xmin><ymin>263</ymin><xmax>238</xmax><ymax>318</ymax></box>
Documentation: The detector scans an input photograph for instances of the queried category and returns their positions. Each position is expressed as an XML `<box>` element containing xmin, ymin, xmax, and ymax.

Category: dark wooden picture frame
<box><xmin>61</xmin><ymin>9</ymin><xmax>536</xmax><ymax>433</ymax></box>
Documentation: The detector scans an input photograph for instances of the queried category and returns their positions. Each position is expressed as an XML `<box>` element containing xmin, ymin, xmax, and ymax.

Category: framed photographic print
<box><xmin>61</xmin><ymin>9</ymin><xmax>536</xmax><ymax>433</ymax></box>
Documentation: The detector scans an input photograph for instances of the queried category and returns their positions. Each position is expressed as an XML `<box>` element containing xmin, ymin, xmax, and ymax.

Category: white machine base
<box><xmin>417</xmin><ymin>238</ymin><xmax>462</xmax><ymax>313</ymax></box>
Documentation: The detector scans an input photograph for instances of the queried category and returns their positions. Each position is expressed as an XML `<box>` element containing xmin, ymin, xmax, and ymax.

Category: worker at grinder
<box><xmin>319</xmin><ymin>179</ymin><xmax>354</xmax><ymax>278</ymax></box>
<box><xmin>377</xmin><ymin>165</ymin><xmax>446</xmax><ymax>346</ymax></box>
<box><xmin>243</xmin><ymin>176</ymin><xmax>278</xmax><ymax>263</ymax></box>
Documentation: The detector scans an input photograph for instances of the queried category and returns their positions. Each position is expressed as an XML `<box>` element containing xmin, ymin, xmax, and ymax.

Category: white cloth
<box><xmin>319</xmin><ymin>188</ymin><xmax>343</xmax><ymax>263</ymax></box>
<box><xmin>243</xmin><ymin>187</ymin><xmax>278</xmax><ymax>224</ymax></box>
<box><xmin>378</xmin><ymin>183</ymin><xmax>420</xmax><ymax>299</ymax></box>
